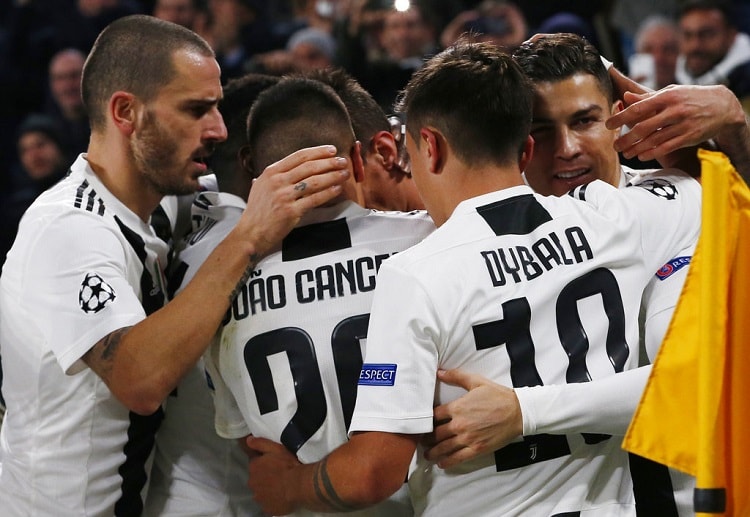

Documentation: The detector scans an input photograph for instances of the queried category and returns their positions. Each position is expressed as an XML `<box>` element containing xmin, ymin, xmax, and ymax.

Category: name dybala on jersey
<box><xmin>350</xmin><ymin>172</ymin><xmax>701</xmax><ymax>517</ymax></box>
<box><xmin>0</xmin><ymin>155</ymin><xmax>168</xmax><ymax>516</ymax></box>
<box><xmin>177</xmin><ymin>191</ymin><xmax>434</xmax><ymax>517</ymax></box>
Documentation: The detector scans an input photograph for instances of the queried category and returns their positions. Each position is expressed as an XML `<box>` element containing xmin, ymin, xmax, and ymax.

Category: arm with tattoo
<box><xmin>229</xmin><ymin>253</ymin><xmax>260</xmax><ymax>302</ymax></box>
<box><xmin>312</xmin><ymin>458</ymin><xmax>363</xmax><ymax>512</ymax></box>
<box><xmin>245</xmin><ymin>431</ymin><xmax>418</xmax><ymax>515</ymax></box>
<box><xmin>80</xmin><ymin>146</ymin><xmax>347</xmax><ymax>415</ymax></box>
<box><xmin>83</xmin><ymin>327</ymin><xmax>132</xmax><ymax>386</ymax></box>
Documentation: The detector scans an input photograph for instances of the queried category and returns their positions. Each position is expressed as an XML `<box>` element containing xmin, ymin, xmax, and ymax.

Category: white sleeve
<box><xmin>573</xmin><ymin>173</ymin><xmax>701</xmax><ymax>276</ymax></box>
<box><xmin>515</xmin><ymin>366</ymin><xmax>651</xmax><ymax>436</ymax></box>
<box><xmin>349</xmin><ymin>262</ymin><xmax>436</xmax><ymax>435</ymax></box>
<box><xmin>627</xmin><ymin>171</ymin><xmax>701</xmax><ymax>273</ymax></box>
<box><xmin>23</xmin><ymin>210</ymin><xmax>146</xmax><ymax>374</ymax></box>
<box><xmin>203</xmin><ymin>339</ymin><xmax>250</xmax><ymax>439</ymax></box>
<box><xmin>641</xmin><ymin>253</ymin><xmax>692</xmax><ymax>361</ymax></box>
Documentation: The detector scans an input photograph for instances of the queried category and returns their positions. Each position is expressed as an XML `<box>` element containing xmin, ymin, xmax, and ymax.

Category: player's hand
<box><xmin>239</xmin><ymin>145</ymin><xmax>349</xmax><ymax>257</ymax></box>
<box><xmin>423</xmin><ymin>369</ymin><xmax>522</xmax><ymax>469</ymax></box>
<box><xmin>246</xmin><ymin>436</ymin><xmax>302</xmax><ymax>515</ymax></box>
<box><xmin>606</xmin><ymin>84</ymin><xmax>745</xmax><ymax>170</ymax></box>
<box><xmin>608</xmin><ymin>64</ymin><xmax>652</xmax><ymax>101</ymax></box>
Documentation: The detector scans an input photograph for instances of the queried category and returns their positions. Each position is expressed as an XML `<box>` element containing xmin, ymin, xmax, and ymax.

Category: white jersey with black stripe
<box><xmin>350</xmin><ymin>174</ymin><xmax>700</xmax><ymax>517</ymax></box>
<box><xmin>201</xmin><ymin>196</ymin><xmax>435</xmax><ymax>517</ymax></box>
<box><xmin>0</xmin><ymin>154</ymin><xmax>169</xmax><ymax>516</ymax></box>
<box><xmin>623</xmin><ymin>166</ymin><xmax>697</xmax><ymax>517</ymax></box>
<box><xmin>144</xmin><ymin>191</ymin><xmax>265</xmax><ymax>517</ymax></box>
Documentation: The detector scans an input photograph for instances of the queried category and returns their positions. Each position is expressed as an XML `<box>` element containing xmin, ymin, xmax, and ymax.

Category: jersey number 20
<box><xmin>243</xmin><ymin>314</ymin><xmax>369</xmax><ymax>453</ymax></box>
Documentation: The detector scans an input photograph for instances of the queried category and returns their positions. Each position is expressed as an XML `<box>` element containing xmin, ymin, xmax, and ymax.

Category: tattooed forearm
<box><xmin>229</xmin><ymin>253</ymin><xmax>259</xmax><ymax>302</ymax></box>
<box><xmin>312</xmin><ymin>458</ymin><xmax>362</xmax><ymax>511</ymax></box>
<box><xmin>83</xmin><ymin>326</ymin><xmax>132</xmax><ymax>381</ymax></box>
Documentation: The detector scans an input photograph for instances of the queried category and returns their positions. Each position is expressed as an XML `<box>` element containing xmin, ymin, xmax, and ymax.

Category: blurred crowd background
<box><xmin>1</xmin><ymin>0</ymin><xmax>750</xmax><ymax>265</ymax></box>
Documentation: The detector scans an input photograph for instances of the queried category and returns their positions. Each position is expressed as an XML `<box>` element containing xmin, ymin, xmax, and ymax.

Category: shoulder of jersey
<box><xmin>30</xmin><ymin>173</ymin><xmax>109</xmax><ymax>219</ymax></box>
<box><xmin>367</xmin><ymin>208</ymin><xmax>434</xmax><ymax>226</ymax></box>
<box><xmin>625</xmin><ymin>168</ymin><xmax>691</xmax><ymax>201</ymax></box>
<box><xmin>566</xmin><ymin>179</ymin><xmax>617</xmax><ymax>203</ymax></box>
<box><xmin>368</xmin><ymin>208</ymin><xmax>431</xmax><ymax>218</ymax></box>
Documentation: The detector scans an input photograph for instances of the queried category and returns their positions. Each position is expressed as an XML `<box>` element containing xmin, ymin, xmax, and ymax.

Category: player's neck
<box><xmin>86</xmin><ymin>133</ymin><xmax>163</xmax><ymax>221</ymax></box>
<box><xmin>429</xmin><ymin>163</ymin><xmax>525</xmax><ymax>226</ymax></box>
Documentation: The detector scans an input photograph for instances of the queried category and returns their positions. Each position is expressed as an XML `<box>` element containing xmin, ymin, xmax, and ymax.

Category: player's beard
<box><xmin>132</xmin><ymin>109</ymin><xmax>196</xmax><ymax>196</ymax></box>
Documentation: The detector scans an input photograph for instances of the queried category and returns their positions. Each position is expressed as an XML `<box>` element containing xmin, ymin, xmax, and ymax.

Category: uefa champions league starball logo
<box><xmin>638</xmin><ymin>179</ymin><xmax>678</xmax><ymax>200</ymax></box>
<box><xmin>79</xmin><ymin>273</ymin><xmax>116</xmax><ymax>313</ymax></box>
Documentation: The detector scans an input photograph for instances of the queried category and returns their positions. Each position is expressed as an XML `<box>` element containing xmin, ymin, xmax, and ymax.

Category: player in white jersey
<box><xmin>241</xmin><ymin>40</ymin><xmax>701</xmax><ymax>517</ymax></box>
<box><xmin>201</xmin><ymin>77</ymin><xmax>433</xmax><ymax>517</ymax></box>
<box><xmin>146</xmin><ymin>188</ymin><xmax>265</xmax><ymax>517</ymax></box>
<box><xmin>0</xmin><ymin>155</ymin><xmax>169</xmax><ymax>515</ymax></box>
<box><xmin>425</xmin><ymin>34</ymin><xmax>700</xmax><ymax>515</ymax></box>
<box><xmin>144</xmin><ymin>74</ymin><xmax>281</xmax><ymax>517</ymax></box>
<box><xmin>0</xmin><ymin>17</ymin><xmax>349</xmax><ymax>517</ymax></box>
<box><xmin>305</xmin><ymin>67</ymin><xmax>425</xmax><ymax>213</ymax></box>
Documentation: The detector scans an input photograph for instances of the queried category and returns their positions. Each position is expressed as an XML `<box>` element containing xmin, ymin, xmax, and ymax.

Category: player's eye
<box><xmin>572</xmin><ymin>117</ymin><xmax>596</xmax><ymax>129</ymax></box>
<box><xmin>530</xmin><ymin>126</ymin><xmax>552</xmax><ymax>139</ymax></box>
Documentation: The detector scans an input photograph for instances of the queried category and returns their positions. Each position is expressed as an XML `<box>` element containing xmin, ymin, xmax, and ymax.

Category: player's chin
<box><xmin>162</xmin><ymin>174</ymin><xmax>201</xmax><ymax>197</ymax></box>
<box><xmin>185</xmin><ymin>174</ymin><xmax>204</xmax><ymax>193</ymax></box>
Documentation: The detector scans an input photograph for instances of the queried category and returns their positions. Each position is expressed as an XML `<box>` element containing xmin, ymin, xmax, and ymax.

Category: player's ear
<box><xmin>370</xmin><ymin>130</ymin><xmax>399</xmax><ymax>171</ymax></box>
<box><xmin>420</xmin><ymin>127</ymin><xmax>445</xmax><ymax>174</ymax></box>
<box><xmin>611</xmin><ymin>99</ymin><xmax>624</xmax><ymax>115</ymax></box>
<box><xmin>519</xmin><ymin>135</ymin><xmax>534</xmax><ymax>172</ymax></box>
<box><xmin>110</xmin><ymin>91</ymin><xmax>138</xmax><ymax>136</ymax></box>
<box><xmin>350</xmin><ymin>141</ymin><xmax>365</xmax><ymax>183</ymax></box>
<box><xmin>238</xmin><ymin>144</ymin><xmax>256</xmax><ymax>179</ymax></box>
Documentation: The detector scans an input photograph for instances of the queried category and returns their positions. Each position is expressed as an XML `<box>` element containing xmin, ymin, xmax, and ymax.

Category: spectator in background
<box><xmin>250</xmin><ymin>26</ymin><xmax>336</xmax><ymax>76</ymax></box>
<box><xmin>609</xmin><ymin>0</ymin><xmax>677</xmax><ymax>59</ymax></box>
<box><xmin>630</xmin><ymin>15</ymin><xmax>679</xmax><ymax>90</ymax></box>
<box><xmin>288</xmin><ymin>27</ymin><xmax>337</xmax><ymax>72</ymax></box>
<box><xmin>14</xmin><ymin>115</ymin><xmax>68</xmax><ymax>188</ymax></box>
<box><xmin>1</xmin><ymin>0</ymin><xmax>143</xmax><ymax>196</ymax></box>
<box><xmin>204</xmin><ymin>0</ymin><xmax>274</xmax><ymax>82</ymax></box>
<box><xmin>440</xmin><ymin>0</ymin><xmax>527</xmax><ymax>51</ymax></box>
<box><xmin>45</xmin><ymin>48</ymin><xmax>90</xmax><ymax>160</ymax></box>
<box><xmin>377</xmin><ymin>3</ymin><xmax>438</xmax><ymax>67</ymax></box>
<box><xmin>676</xmin><ymin>0</ymin><xmax>750</xmax><ymax>112</ymax></box>
<box><xmin>1</xmin><ymin>114</ymin><xmax>68</xmax><ymax>267</ymax></box>
<box><xmin>339</xmin><ymin>1</ymin><xmax>440</xmax><ymax>110</ymax></box>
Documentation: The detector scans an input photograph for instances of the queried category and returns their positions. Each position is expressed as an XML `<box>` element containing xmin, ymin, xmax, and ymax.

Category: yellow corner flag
<box><xmin>623</xmin><ymin>150</ymin><xmax>750</xmax><ymax>516</ymax></box>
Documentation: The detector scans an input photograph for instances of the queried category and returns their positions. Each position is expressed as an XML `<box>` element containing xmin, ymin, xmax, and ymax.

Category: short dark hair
<box><xmin>512</xmin><ymin>33</ymin><xmax>614</xmax><ymax>103</ymax></box>
<box><xmin>679</xmin><ymin>0</ymin><xmax>735</xmax><ymax>26</ymax></box>
<box><xmin>396</xmin><ymin>40</ymin><xmax>532</xmax><ymax>167</ymax></box>
<box><xmin>82</xmin><ymin>14</ymin><xmax>214</xmax><ymax>130</ymax></box>
<box><xmin>209</xmin><ymin>73</ymin><xmax>280</xmax><ymax>178</ymax></box>
<box><xmin>304</xmin><ymin>67</ymin><xmax>389</xmax><ymax>162</ymax></box>
<box><xmin>246</xmin><ymin>77</ymin><xmax>355</xmax><ymax>176</ymax></box>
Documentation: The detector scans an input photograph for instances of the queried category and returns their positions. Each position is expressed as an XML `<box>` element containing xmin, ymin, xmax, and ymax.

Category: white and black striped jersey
<box><xmin>623</xmin><ymin>167</ymin><xmax>696</xmax><ymax>361</ymax></box>
<box><xmin>350</xmin><ymin>173</ymin><xmax>701</xmax><ymax>517</ymax></box>
<box><xmin>199</xmin><ymin>194</ymin><xmax>435</xmax><ymax>517</ymax></box>
<box><xmin>624</xmin><ymin>167</ymin><xmax>697</xmax><ymax>517</ymax></box>
<box><xmin>510</xmin><ymin>166</ymin><xmax>697</xmax><ymax>516</ymax></box>
<box><xmin>144</xmin><ymin>191</ymin><xmax>265</xmax><ymax>517</ymax></box>
<box><xmin>0</xmin><ymin>154</ymin><xmax>169</xmax><ymax>516</ymax></box>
